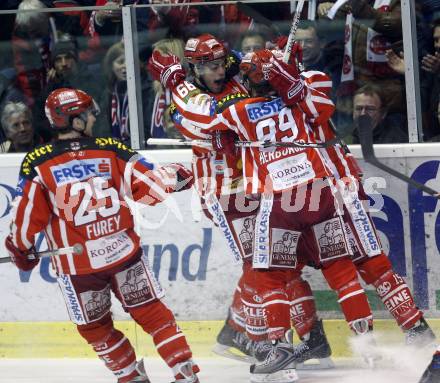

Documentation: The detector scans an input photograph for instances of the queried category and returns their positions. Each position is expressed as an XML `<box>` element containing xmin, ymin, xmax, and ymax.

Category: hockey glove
<box><xmin>271</xmin><ymin>38</ymin><xmax>303</xmax><ymax>65</ymax></box>
<box><xmin>147</xmin><ymin>50</ymin><xmax>186</xmax><ymax>89</ymax></box>
<box><xmin>268</xmin><ymin>51</ymin><xmax>305</xmax><ymax>105</ymax></box>
<box><xmin>171</xmin><ymin>163</ymin><xmax>194</xmax><ymax>192</ymax></box>
<box><xmin>5</xmin><ymin>234</ymin><xmax>39</xmax><ymax>272</ymax></box>
<box><xmin>211</xmin><ymin>130</ymin><xmax>237</xmax><ymax>155</ymax></box>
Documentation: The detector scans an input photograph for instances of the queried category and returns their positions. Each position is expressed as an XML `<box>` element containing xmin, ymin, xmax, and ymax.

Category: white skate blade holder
<box><xmin>296</xmin><ymin>356</ymin><xmax>335</xmax><ymax>370</ymax></box>
<box><xmin>213</xmin><ymin>343</ymin><xmax>335</xmax><ymax>370</ymax></box>
<box><xmin>250</xmin><ymin>368</ymin><xmax>299</xmax><ymax>383</ymax></box>
<box><xmin>212</xmin><ymin>343</ymin><xmax>255</xmax><ymax>364</ymax></box>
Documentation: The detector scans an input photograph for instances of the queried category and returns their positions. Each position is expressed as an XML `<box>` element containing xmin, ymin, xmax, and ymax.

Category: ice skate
<box><xmin>293</xmin><ymin>319</ymin><xmax>334</xmax><ymax>370</ymax></box>
<box><xmin>250</xmin><ymin>332</ymin><xmax>299</xmax><ymax>383</ymax></box>
<box><xmin>406</xmin><ymin>318</ymin><xmax>436</xmax><ymax>348</ymax></box>
<box><xmin>350</xmin><ymin>319</ymin><xmax>381</xmax><ymax>369</ymax></box>
<box><xmin>125</xmin><ymin>360</ymin><xmax>151</xmax><ymax>383</ymax></box>
<box><xmin>213</xmin><ymin>320</ymin><xmax>257</xmax><ymax>363</ymax></box>
<box><xmin>419</xmin><ymin>354</ymin><xmax>440</xmax><ymax>383</ymax></box>
<box><xmin>172</xmin><ymin>359</ymin><xmax>200</xmax><ymax>383</ymax></box>
<box><xmin>252</xmin><ymin>340</ymin><xmax>275</xmax><ymax>363</ymax></box>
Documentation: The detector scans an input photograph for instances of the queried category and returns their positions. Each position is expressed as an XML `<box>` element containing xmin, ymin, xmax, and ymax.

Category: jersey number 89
<box><xmin>256</xmin><ymin>107</ymin><xmax>299</xmax><ymax>142</ymax></box>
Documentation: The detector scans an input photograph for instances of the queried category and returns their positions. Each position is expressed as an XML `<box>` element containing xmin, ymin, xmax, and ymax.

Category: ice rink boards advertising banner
<box><xmin>0</xmin><ymin>144</ymin><xmax>439</xmax><ymax>322</ymax></box>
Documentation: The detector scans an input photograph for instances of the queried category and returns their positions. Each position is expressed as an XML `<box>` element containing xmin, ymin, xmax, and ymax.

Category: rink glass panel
<box><xmin>0</xmin><ymin>4</ymin><xmax>126</xmax><ymax>149</ymax></box>
<box><xmin>0</xmin><ymin>3</ymin><xmax>440</xmax><ymax>331</ymax></box>
<box><xmin>0</xmin><ymin>2</ymin><xmax>425</xmax><ymax>149</ymax></box>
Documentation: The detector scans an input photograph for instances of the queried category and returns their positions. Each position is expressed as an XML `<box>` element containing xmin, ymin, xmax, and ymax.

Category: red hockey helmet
<box><xmin>184</xmin><ymin>34</ymin><xmax>227</xmax><ymax>65</ymax></box>
<box><xmin>45</xmin><ymin>88</ymin><xmax>99</xmax><ymax>129</ymax></box>
<box><xmin>239</xmin><ymin>49</ymin><xmax>274</xmax><ymax>85</ymax></box>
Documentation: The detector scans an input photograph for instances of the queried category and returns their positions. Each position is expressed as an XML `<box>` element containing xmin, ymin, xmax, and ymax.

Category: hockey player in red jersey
<box><xmin>148</xmin><ymin>33</ymin><xmax>270</xmax><ymax>358</ymax></box>
<box><xmin>196</xmin><ymin>49</ymin><xmax>377</xmax><ymax>382</ymax></box>
<box><xmin>4</xmin><ymin>88</ymin><xmax>200</xmax><ymax>383</ymax></box>
<box><xmin>292</xmin><ymin>70</ymin><xmax>435</xmax><ymax>350</ymax></box>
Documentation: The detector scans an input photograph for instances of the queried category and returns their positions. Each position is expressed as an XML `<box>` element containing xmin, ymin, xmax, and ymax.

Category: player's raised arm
<box><xmin>115</xmin><ymin>149</ymin><xmax>194</xmax><ymax>206</ymax></box>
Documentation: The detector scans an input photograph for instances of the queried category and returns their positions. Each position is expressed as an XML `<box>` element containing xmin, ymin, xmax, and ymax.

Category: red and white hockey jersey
<box><xmin>207</xmin><ymin>86</ymin><xmax>336</xmax><ymax>194</ymax></box>
<box><xmin>10</xmin><ymin>137</ymin><xmax>180</xmax><ymax>275</ymax></box>
<box><xmin>301</xmin><ymin>70</ymin><xmax>362</xmax><ymax>180</ymax></box>
<box><xmin>170</xmin><ymin>77</ymin><xmax>247</xmax><ymax>196</ymax></box>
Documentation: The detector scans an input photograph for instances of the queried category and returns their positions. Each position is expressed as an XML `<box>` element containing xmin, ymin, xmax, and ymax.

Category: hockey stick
<box><xmin>147</xmin><ymin>137</ymin><xmax>339</xmax><ymax>149</ymax></box>
<box><xmin>283</xmin><ymin>0</ymin><xmax>305</xmax><ymax>63</ymax></box>
<box><xmin>0</xmin><ymin>243</ymin><xmax>84</xmax><ymax>264</ymax></box>
<box><xmin>357</xmin><ymin>114</ymin><xmax>440</xmax><ymax>198</ymax></box>
<box><xmin>280</xmin><ymin>1</ymin><xmax>355</xmax><ymax>153</ymax></box>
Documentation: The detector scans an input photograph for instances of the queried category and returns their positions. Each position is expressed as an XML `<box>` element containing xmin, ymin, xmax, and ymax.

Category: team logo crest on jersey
<box><xmin>270</xmin><ymin>228</ymin><xmax>300</xmax><ymax>268</ymax></box>
<box><xmin>314</xmin><ymin>217</ymin><xmax>349</xmax><ymax>262</ymax></box>
<box><xmin>70</xmin><ymin>141</ymin><xmax>81</xmax><ymax>151</ymax></box>
<box><xmin>214</xmin><ymin>159</ymin><xmax>225</xmax><ymax>174</ymax></box>
<box><xmin>51</xmin><ymin>158</ymin><xmax>111</xmax><ymax>185</ymax></box>
<box><xmin>245</xmin><ymin>98</ymin><xmax>283</xmax><ymax>122</ymax></box>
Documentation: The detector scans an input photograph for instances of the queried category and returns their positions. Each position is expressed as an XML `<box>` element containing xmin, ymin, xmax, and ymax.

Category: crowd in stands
<box><xmin>0</xmin><ymin>0</ymin><xmax>439</xmax><ymax>152</ymax></box>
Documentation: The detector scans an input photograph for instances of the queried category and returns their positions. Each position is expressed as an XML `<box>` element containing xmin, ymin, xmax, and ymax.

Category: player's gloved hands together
<box><xmin>4</xmin><ymin>234</ymin><xmax>39</xmax><ymax>271</ymax></box>
<box><xmin>254</xmin><ymin>49</ymin><xmax>306</xmax><ymax>105</ymax></box>
<box><xmin>147</xmin><ymin>50</ymin><xmax>186</xmax><ymax>89</ymax></box>
<box><xmin>211</xmin><ymin>130</ymin><xmax>237</xmax><ymax>155</ymax></box>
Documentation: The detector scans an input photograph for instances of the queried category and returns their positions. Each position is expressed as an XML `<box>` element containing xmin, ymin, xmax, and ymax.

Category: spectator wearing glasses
<box><xmin>351</xmin><ymin>84</ymin><xmax>408</xmax><ymax>144</ymax></box>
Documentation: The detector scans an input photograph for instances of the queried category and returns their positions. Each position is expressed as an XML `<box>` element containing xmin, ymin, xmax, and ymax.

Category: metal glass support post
<box><xmin>401</xmin><ymin>0</ymin><xmax>422</xmax><ymax>142</ymax></box>
<box><xmin>122</xmin><ymin>5</ymin><xmax>145</xmax><ymax>150</ymax></box>
<box><xmin>308</xmin><ymin>0</ymin><xmax>316</xmax><ymax>20</ymax></box>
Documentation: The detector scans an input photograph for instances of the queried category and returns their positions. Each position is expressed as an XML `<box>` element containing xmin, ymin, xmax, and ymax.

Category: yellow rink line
<box><xmin>1</xmin><ymin>319</ymin><xmax>439</xmax><ymax>359</ymax></box>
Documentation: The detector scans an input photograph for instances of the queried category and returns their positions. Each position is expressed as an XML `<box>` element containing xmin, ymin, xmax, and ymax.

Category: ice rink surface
<box><xmin>0</xmin><ymin>333</ymin><xmax>434</xmax><ymax>383</ymax></box>
<box><xmin>0</xmin><ymin>354</ymin><xmax>430</xmax><ymax>383</ymax></box>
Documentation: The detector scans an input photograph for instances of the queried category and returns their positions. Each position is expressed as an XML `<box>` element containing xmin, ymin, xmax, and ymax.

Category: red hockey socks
<box><xmin>322</xmin><ymin>258</ymin><xmax>373</xmax><ymax>332</ymax></box>
<box><xmin>130</xmin><ymin>300</ymin><xmax>192</xmax><ymax>367</ymax></box>
<box><xmin>287</xmin><ymin>277</ymin><xmax>317</xmax><ymax>338</ymax></box>
<box><xmin>77</xmin><ymin>316</ymin><xmax>138</xmax><ymax>382</ymax></box>
<box><xmin>358</xmin><ymin>254</ymin><xmax>422</xmax><ymax>330</ymax></box>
